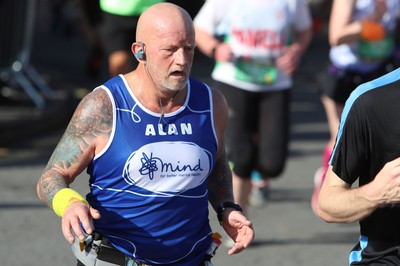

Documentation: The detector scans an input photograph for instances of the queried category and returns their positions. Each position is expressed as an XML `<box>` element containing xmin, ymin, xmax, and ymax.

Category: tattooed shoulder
<box><xmin>72</xmin><ymin>88</ymin><xmax>113</xmax><ymax>138</ymax></box>
<box><xmin>52</xmin><ymin>88</ymin><xmax>113</xmax><ymax>164</ymax></box>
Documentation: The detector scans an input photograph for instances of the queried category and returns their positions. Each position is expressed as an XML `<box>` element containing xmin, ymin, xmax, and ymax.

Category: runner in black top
<box><xmin>316</xmin><ymin>67</ymin><xmax>400</xmax><ymax>265</ymax></box>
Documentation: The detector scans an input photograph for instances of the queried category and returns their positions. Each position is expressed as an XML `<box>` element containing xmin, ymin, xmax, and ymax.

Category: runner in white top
<box><xmin>194</xmin><ymin>0</ymin><xmax>313</xmax><ymax>214</ymax></box>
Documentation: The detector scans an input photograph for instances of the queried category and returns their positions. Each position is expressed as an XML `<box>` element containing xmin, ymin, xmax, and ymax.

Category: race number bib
<box><xmin>358</xmin><ymin>37</ymin><xmax>394</xmax><ymax>60</ymax></box>
<box><xmin>234</xmin><ymin>57</ymin><xmax>278</xmax><ymax>85</ymax></box>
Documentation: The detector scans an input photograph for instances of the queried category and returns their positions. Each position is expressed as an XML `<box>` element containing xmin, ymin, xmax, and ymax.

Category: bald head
<box><xmin>132</xmin><ymin>3</ymin><xmax>195</xmax><ymax>93</ymax></box>
<box><xmin>136</xmin><ymin>3</ymin><xmax>194</xmax><ymax>44</ymax></box>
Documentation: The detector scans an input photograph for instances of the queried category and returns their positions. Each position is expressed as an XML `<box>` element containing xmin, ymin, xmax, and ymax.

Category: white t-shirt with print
<box><xmin>194</xmin><ymin>0</ymin><xmax>312</xmax><ymax>92</ymax></box>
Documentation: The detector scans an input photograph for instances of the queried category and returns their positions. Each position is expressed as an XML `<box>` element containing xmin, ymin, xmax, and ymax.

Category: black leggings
<box><xmin>323</xmin><ymin>55</ymin><xmax>400</xmax><ymax>105</ymax></box>
<box><xmin>215</xmin><ymin>80</ymin><xmax>291</xmax><ymax>179</ymax></box>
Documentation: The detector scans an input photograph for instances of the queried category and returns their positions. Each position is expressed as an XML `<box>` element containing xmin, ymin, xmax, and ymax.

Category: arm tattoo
<box><xmin>208</xmin><ymin>149</ymin><xmax>234</xmax><ymax>212</ymax></box>
<box><xmin>37</xmin><ymin>89</ymin><xmax>112</xmax><ymax>207</ymax></box>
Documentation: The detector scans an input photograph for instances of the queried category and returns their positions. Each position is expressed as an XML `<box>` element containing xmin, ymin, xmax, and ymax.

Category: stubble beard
<box><xmin>161</xmin><ymin>76</ymin><xmax>188</xmax><ymax>92</ymax></box>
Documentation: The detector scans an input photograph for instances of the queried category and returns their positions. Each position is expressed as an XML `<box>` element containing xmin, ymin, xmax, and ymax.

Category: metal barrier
<box><xmin>0</xmin><ymin>0</ymin><xmax>53</xmax><ymax>108</ymax></box>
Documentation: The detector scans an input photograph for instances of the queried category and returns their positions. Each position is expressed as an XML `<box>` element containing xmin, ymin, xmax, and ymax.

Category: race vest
<box><xmin>234</xmin><ymin>57</ymin><xmax>278</xmax><ymax>85</ymax></box>
<box><xmin>358</xmin><ymin>37</ymin><xmax>395</xmax><ymax>60</ymax></box>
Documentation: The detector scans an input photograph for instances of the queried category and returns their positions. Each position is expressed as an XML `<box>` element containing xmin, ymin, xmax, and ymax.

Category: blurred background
<box><xmin>1</xmin><ymin>1</ymin><xmax>361</xmax><ymax>266</ymax></box>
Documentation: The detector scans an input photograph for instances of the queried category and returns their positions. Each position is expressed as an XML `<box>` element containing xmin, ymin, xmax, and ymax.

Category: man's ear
<box><xmin>132</xmin><ymin>41</ymin><xmax>146</xmax><ymax>61</ymax></box>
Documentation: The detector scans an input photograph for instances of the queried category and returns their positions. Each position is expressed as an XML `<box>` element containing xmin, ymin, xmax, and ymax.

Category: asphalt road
<box><xmin>0</xmin><ymin>10</ymin><xmax>359</xmax><ymax>266</ymax></box>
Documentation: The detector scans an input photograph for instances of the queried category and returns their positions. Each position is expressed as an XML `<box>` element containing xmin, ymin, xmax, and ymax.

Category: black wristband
<box><xmin>211</xmin><ymin>43</ymin><xmax>219</xmax><ymax>59</ymax></box>
<box><xmin>217</xmin><ymin>201</ymin><xmax>243</xmax><ymax>225</ymax></box>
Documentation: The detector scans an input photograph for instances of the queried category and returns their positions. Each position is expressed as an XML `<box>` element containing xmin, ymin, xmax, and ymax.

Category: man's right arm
<box><xmin>317</xmin><ymin>158</ymin><xmax>400</xmax><ymax>223</ymax></box>
<box><xmin>37</xmin><ymin>88</ymin><xmax>112</xmax><ymax>206</ymax></box>
<box><xmin>36</xmin><ymin>88</ymin><xmax>112</xmax><ymax>242</ymax></box>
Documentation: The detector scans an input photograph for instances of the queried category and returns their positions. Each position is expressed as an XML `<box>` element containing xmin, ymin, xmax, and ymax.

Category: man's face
<box><xmin>145</xmin><ymin>28</ymin><xmax>195</xmax><ymax>92</ymax></box>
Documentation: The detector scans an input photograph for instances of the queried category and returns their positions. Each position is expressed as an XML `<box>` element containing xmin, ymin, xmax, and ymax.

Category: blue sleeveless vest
<box><xmin>86</xmin><ymin>75</ymin><xmax>217</xmax><ymax>265</ymax></box>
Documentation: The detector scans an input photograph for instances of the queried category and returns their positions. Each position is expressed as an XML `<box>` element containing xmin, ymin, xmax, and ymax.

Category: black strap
<box><xmin>91</xmin><ymin>232</ymin><xmax>214</xmax><ymax>266</ymax></box>
<box><xmin>96</xmin><ymin>245</ymin><xmax>125</xmax><ymax>265</ymax></box>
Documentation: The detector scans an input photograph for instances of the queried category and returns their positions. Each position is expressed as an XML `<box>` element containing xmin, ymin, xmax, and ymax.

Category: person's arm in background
<box><xmin>207</xmin><ymin>87</ymin><xmax>254</xmax><ymax>255</ymax></box>
<box><xmin>277</xmin><ymin>0</ymin><xmax>314</xmax><ymax>75</ymax></box>
<box><xmin>194</xmin><ymin>0</ymin><xmax>234</xmax><ymax>62</ymax></box>
<box><xmin>330</xmin><ymin>0</ymin><xmax>386</xmax><ymax>46</ymax></box>
<box><xmin>276</xmin><ymin>27</ymin><xmax>313</xmax><ymax>75</ymax></box>
<box><xmin>36</xmin><ymin>88</ymin><xmax>111</xmax><ymax>243</ymax></box>
<box><xmin>195</xmin><ymin>27</ymin><xmax>233</xmax><ymax>63</ymax></box>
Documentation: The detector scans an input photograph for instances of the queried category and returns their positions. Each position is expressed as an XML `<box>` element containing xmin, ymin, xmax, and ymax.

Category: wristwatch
<box><xmin>210</xmin><ymin>43</ymin><xmax>221</xmax><ymax>59</ymax></box>
<box><xmin>217</xmin><ymin>201</ymin><xmax>243</xmax><ymax>225</ymax></box>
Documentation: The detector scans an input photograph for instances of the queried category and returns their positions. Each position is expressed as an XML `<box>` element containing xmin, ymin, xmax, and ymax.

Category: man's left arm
<box><xmin>208</xmin><ymin>88</ymin><xmax>254</xmax><ymax>255</ymax></box>
<box><xmin>207</xmin><ymin>140</ymin><xmax>234</xmax><ymax>210</ymax></box>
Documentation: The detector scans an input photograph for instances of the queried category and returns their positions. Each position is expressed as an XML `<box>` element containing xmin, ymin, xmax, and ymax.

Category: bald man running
<box><xmin>36</xmin><ymin>3</ymin><xmax>254</xmax><ymax>265</ymax></box>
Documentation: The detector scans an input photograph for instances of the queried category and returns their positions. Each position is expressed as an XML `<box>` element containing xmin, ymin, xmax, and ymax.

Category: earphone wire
<box><xmin>158</xmin><ymin>90</ymin><xmax>179</xmax><ymax>126</ymax></box>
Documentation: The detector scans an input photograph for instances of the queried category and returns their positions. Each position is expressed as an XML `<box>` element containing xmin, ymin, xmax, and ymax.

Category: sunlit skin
<box><xmin>329</xmin><ymin>0</ymin><xmax>387</xmax><ymax>46</ymax></box>
<box><xmin>141</xmin><ymin>15</ymin><xmax>195</xmax><ymax>92</ymax></box>
<box><xmin>36</xmin><ymin>2</ymin><xmax>254</xmax><ymax>257</ymax></box>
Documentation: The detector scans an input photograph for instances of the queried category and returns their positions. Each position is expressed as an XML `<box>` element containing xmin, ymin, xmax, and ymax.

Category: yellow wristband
<box><xmin>52</xmin><ymin>188</ymin><xmax>88</xmax><ymax>217</ymax></box>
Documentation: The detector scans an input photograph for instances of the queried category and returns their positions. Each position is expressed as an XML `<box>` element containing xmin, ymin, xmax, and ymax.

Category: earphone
<box><xmin>134</xmin><ymin>41</ymin><xmax>146</xmax><ymax>60</ymax></box>
<box><xmin>135</xmin><ymin>50</ymin><xmax>145</xmax><ymax>60</ymax></box>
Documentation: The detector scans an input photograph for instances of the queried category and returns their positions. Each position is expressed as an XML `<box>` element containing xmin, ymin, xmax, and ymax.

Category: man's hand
<box><xmin>222</xmin><ymin>210</ymin><xmax>254</xmax><ymax>255</ymax></box>
<box><xmin>61</xmin><ymin>202</ymin><xmax>101</xmax><ymax>244</ymax></box>
<box><xmin>369</xmin><ymin>157</ymin><xmax>400</xmax><ymax>205</ymax></box>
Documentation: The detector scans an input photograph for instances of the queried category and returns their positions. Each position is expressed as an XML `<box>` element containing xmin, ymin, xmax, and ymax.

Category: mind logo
<box><xmin>122</xmin><ymin>141</ymin><xmax>213</xmax><ymax>192</ymax></box>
